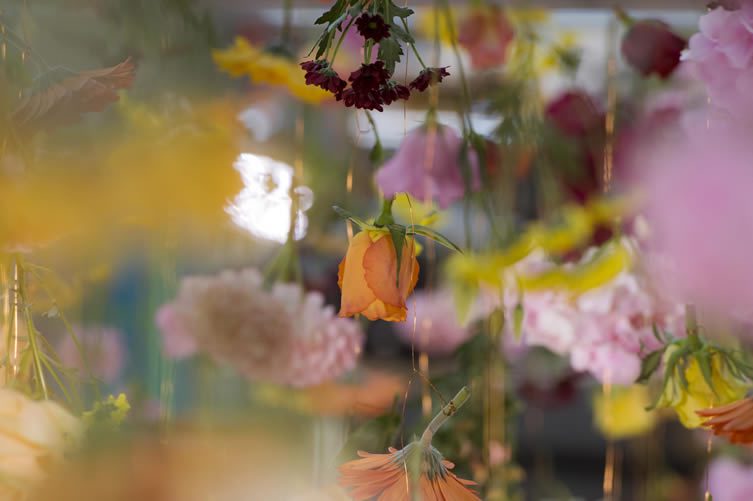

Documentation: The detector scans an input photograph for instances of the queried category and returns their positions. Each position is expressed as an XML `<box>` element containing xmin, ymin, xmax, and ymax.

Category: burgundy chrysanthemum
<box><xmin>348</xmin><ymin>61</ymin><xmax>391</xmax><ymax>93</ymax></box>
<box><xmin>355</xmin><ymin>13</ymin><xmax>391</xmax><ymax>42</ymax></box>
<box><xmin>379</xmin><ymin>82</ymin><xmax>410</xmax><ymax>105</ymax></box>
<box><xmin>338</xmin><ymin>88</ymin><xmax>384</xmax><ymax>112</ymax></box>
<box><xmin>409</xmin><ymin>66</ymin><xmax>450</xmax><ymax>92</ymax></box>
<box><xmin>300</xmin><ymin>60</ymin><xmax>347</xmax><ymax>95</ymax></box>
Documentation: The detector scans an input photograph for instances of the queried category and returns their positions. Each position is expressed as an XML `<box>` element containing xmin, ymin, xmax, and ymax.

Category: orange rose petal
<box><xmin>398</xmin><ymin>237</ymin><xmax>419</xmax><ymax>300</ymax></box>
<box><xmin>339</xmin><ymin>231</ymin><xmax>378</xmax><ymax>317</ymax></box>
<box><xmin>362</xmin><ymin>234</ymin><xmax>404</xmax><ymax>308</ymax></box>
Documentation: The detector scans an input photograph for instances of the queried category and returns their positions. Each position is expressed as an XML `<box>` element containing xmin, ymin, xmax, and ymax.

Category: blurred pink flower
<box><xmin>457</xmin><ymin>7</ymin><xmax>515</xmax><ymax>70</ymax></box>
<box><xmin>375</xmin><ymin>124</ymin><xmax>480</xmax><ymax>209</ymax></box>
<box><xmin>686</xmin><ymin>4</ymin><xmax>753</xmax><ymax>119</ymax></box>
<box><xmin>394</xmin><ymin>289</ymin><xmax>474</xmax><ymax>356</ymax></box>
<box><xmin>58</xmin><ymin>325</ymin><xmax>125</xmax><ymax>384</ymax></box>
<box><xmin>707</xmin><ymin>457</ymin><xmax>753</xmax><ymax>501</ymax></box>
<box><xmin>642</xmin><ymin>128</ymin><xmax>753</xmax><ymax>320</ymax></box>
<box><xmin>519</xmin><ymin>291</ymin><xmax>578</xmax><ymax>356</ymax></box>
<box><xmin>156</xmin><ymin>269</ymin><xmax>364</xmax><ymax>387</ymax></box>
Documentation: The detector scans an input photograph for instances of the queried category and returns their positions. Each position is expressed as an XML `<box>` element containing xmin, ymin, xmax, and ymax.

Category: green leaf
<box><xmin>332</xmin><ymin>206</ymin><xmax>374</xmax><ymax>229</ymax></box>
<box><xmin>488</xmin><ymin>308</ymin><xmax>505</xmax><ymax>336</ymax></box>
<box><xmin>387</xmin><ymin>224</ymin><xmax>407</xmax><ymax>288</ymax></box>
<box><xmin>369</xmin><ymin>140</ymin><xmax>384</xmax><ymax>163</ymax></box>
<box><xmin>387</xmin><ymin>0</ymin><xmax>413</xmax><ymax>19</ymax></box>
<box><xmin>377</xmin><ymin>37</ymin><xmax>403</xmax><ymax>74</ymax></box>
<box><xmin>407</xmin><ymin>225</ymin><xmax>462</xmax><ymax>253</ymax></box>
<box><xmin>389</xmin><ymin>23</ymin><xmax>414</xmax><ymax>44</ymax></box>
<box><xmin>696</xmin><ymin>351</ymin><xmax>718</xmax><ymax>398</ymax></box>
<box><xmin>315</xmin><ymin>0</ymin><xmax>348</xmax><ymax>25</ymax></box>
<box><xmin>651</xmin><ymin>323</ymin><xmax>665</xmax><ymax>344</ymax></box>
<box><xmin>636</xmin><ymin>348</ymin><xmax>665</xmax><ymax>384</ymax></box>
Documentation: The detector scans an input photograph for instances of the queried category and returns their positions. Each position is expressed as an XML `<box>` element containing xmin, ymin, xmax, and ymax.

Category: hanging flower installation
<box><xmin>301</xmin><ymin>0</ymin><xmax>449</xmax><ymax>111</ymax></box>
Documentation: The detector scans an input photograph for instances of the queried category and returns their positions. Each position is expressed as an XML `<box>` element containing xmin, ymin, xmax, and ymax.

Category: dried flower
<box><xmin>355</xmin><ymin>13</ymin><xmax>391</xmax><ymax>42</ymax></box>
<box><xmin>157</xmin><ymin>268</ymin><xmax>363</xmax><ymax>386</ymax></box>
<box><xmin>621</xmin><ymin>20</ymin><xmax>686</xmax><ymax>79</ymax></box>
<box><xmin>338</xmin><ymin>230</ymin><xmax>419</xmax><ymax>322</ymax></box>
<box><xmin>409</xmin><ymin>66</ymin><xmax>450</xmax><ymax>91</ymax></box>
<box><xmin>12</xmin><ymin>58</ymin><xmax>135</xmax><ymax>131</ymax></box>
<box><xmin>698</xmin><ymin>397</ymin><xmax>753</xmax><ymax>443</ymax></box>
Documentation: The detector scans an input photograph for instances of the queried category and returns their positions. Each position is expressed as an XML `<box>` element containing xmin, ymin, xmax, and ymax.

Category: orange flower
<box><xmin>697</xmin><ymin>397</ymin><xmax>753</xmax><ymax>444</ymax></box>
<box><xmin>338</xmin><ymin>230</ymin><xmax>419</xmax><ymax>322</ymax></box>
<box><xmin>339</xmin><ymin>444</ymin><xmax>480</xmax><ymax>501</ymax></box>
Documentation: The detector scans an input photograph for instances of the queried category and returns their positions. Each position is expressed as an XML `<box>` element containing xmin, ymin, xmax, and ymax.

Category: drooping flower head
<box><xmin>621</xmin><ymin>19</ymin><xmax>685</xmax><ymax>79</ymax></box>
<box><xmin>410</xmin><ymin>67</ymin><xmax>451</xmax><ymax>92</ymax></box>
<box><xmin>374</xmin><ymin>123</ymin><xmax>481</xmax><ymax>209</ymax></box>
<box><xmin>300</xmin><ymin>60</ymin><xmax>347</xmax><ymax>95</ymax></box>
<box><xmin>338</xmin><ymin>230</ymin><xmax>419</xmax><ymax>322</ymax></box>
<box><xmin>356</xmin><ymin>13</ymin><xmax>391</xmax><ymax>42</ymax></box>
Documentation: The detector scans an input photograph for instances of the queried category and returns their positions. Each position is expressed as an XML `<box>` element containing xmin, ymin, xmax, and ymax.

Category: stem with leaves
<box><xmin>420</xmin><ymin>386</ymin><xmax>471</xmax><ymax>448</ymax></box>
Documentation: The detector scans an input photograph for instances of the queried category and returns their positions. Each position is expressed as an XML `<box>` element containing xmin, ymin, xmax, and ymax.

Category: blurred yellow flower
<box><xmin>593</xmin><ymin>385</ymin><xmax>656</xmax><ymax>439</ymax></box>
<box><xmin>658</xmin><ymin>346</ymin><xmax>748</xmax><ymax>429</ymax></box>
<box><xmin>213</xmin><ymin>37</ymin><xmax>330</xmax><ymax>104</ymax></box>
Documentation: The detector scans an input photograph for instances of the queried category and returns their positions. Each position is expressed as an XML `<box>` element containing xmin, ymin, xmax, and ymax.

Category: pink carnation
<box><xmin>374</xmin><ymin>124</ymin><xmax>480</xmax><ymax>209</ymax></box>
<box><xmin>57</xmin><ymin>325</ymin><xmax>126</xmax><ymax>384</ymax></box>
<box><xmin>707</xmin><ymin>457</ymin><xmax>753</xmax><ymax>501</ymax></box>
<box><xmin>686</xmin><ymin>4</ymin><xmax>753</xmax><ymax>119</ymax></box>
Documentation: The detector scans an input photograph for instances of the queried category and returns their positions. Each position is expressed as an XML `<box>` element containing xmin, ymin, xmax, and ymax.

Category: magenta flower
<box><xmin>707</xmin><ymin>457</ymin><xmax>753</xmax><ymax>501</ymax></box>
<box><xmin>686</xmin><ymin>4</ymin><xmax>753</xmax><ymax>119</ymax></box>
<box><xmin>374</xmin><ymin>124</ymin><xmax>480</xmax><ymax>208</ymax></box>
<box><xmin>57</xmin><ymin>325</ymin><xmax>126</xmax><ymax>384</ymax></box>
<box><xmin>642</xmin><ymin>127</ymin><xmax>753</xmax><ymax>321</ymax></box>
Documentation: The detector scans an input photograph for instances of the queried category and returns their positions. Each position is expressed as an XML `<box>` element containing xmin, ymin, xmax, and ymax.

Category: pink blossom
<box><xmin>457</xmin><ymin>7</ymin><xmax>515</xmax><ymax>70</ymax></box>
<box><xmin>155</xmin><ymin>304</ymin><xmax>198</xmax><ymax>359</ymax></box>
<box><xmin>686</xmin><ymin>5</ymin><xmax>753</xmax><ymax>119</ymax></box>
<box><xmin>394</xmin><ymin>289</ymin><xmax>474</xmax><ymax>356</ymax></box>
<box><xmin>57</xmin><ymin>325</ymin><xmax>126</xmax><ymax>384</ymax></box>
<box><xmin>642</xmin><ymin>128</ymin><xmax>753</xmax><ymax>320</ymax></box>
<box><xmin>374</xmin><ymin>124</ymin><xmax>480</xmax><ymax>209</ymax></box>
<box><xmin>707</xmin><ymin>457</ymin><xmax>753</xmax><ymax>501</ymax></box>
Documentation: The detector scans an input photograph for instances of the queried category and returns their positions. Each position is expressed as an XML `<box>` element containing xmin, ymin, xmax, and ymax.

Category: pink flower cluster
<box><xmin>57</xmin><ymin>325</ymin><xmax>126</xmax><ymax>384</ymax></box>
<box><xmin>156</xmin><ymin>269</ymin><xmax>364</xmax><ymax>388</ymax></box>
<box><xmin>686</xmin><ymin>4</ymin><xmax>753</xmax><ymax>119</ymax></box>
<box><xmin>707</xmin><ymin>457</ymin><xmax>753</xmax><ymax>501</ymax></box>
<box><xmin>507</xmin><ymin>253</ymin><xmax>684</xmax><ymax>386</ymax></box>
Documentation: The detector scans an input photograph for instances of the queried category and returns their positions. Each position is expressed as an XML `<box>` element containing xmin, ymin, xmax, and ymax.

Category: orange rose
<box><xmin>338</xmin><ymin>230</ymin><xmax>419</xmax><ymax>321</ymax></box>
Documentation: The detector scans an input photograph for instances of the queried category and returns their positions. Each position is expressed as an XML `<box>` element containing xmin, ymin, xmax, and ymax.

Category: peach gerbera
<box><xmin>338</xmin><ymin>387</ymin><xmax>480</xmax><ymax>501</ymax></box>
<box><xmin>697</xmin><ymin>397</ymin><xmax>753</xmax><ymax>444</ymax></box>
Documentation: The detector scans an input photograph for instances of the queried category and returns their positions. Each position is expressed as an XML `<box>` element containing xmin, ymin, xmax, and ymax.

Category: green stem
<box><xmin>686</xmin><ymin>304</ymin><xmax>702</xmax><ymax>350</ymax></box>
<box><xmin>364</xmin><ymin>39</ymin><xmax>373</xmax><ymax>64</ymax></box>
<box><xmin>365</xmin><ymin>110</ymin><xmax>382</xmax><ymax>152</ymax></box>
<box><xmin>613</xmin><ymin>6</ymin><xmax>634</xmax><ymax>27</ymax></box>
<box><xmin>401</xmin><ymin>18</ymin><xmax>427</xmax><ymax>69</ymax></box>
<box><xmin>420</xmin><ymin>386</ymin><xmax>471</xmax><ymax>448</ymax></box>
<box><xmin>281</xmin><ymin>0</ymin><xmax>294</xmax><ymax>45</ymax></box>
<box><xmin>330</xmin><ymin>16</ymin><xmax>357</xmax><ymax>66</ymax></box>
<box><xmin>438</xmin><ymin>0</ymin><xmax>474</xmax><ymax>135</ymax></box>
<box><xmin>374</xmin><ymin>196</ymin><xmax>395</xmax><ymax>227</ymax></box>
<box><xmin>15</xmin><ymin>255</ymin><xmax>48</xmax><ymax>399</ymax></box>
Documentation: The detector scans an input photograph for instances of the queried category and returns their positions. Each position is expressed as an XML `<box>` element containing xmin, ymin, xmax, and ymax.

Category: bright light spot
<box><xmin>226</xmin><ymin>153</ymin><xmax>313</xmax><ymax>243</ymax></box>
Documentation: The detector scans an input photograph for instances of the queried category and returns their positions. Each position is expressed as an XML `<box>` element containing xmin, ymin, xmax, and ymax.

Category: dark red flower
<box><xmin>379</xmin><ymin>82</ymin><xmax>410</xmax><ymax>105</ymax></box>
<box><xmin>337</xmin><ymin>88</ymin><xmax>384</xmax><ymax>112</ymax></box>
<box><xmin>545</xmin><ymin>90</ymin><xmax>603</xmax><ymax>138</ymax></box>
<box><xmin>409</xmin><ymin>67</ymin><xmax>450</xmax><ymax>92</ymax></box>
<box><xmin>348</xmin><ymin>61</ymin><xmax>391</xmax><ymax>93</ymax></box>
<box><xmin>300</xmin><ymin>60</ymin><xmax>347</xmax><ymax>95</ymax></box>
<box><xmin>621</xmin><ymin>20</ymin><xmax>686</xmax><ymax>79</ymax></box>
<box><xmin>355</xmin><ymin>13</ymin><xmax>391</xmax><ymax>42</ymax></box>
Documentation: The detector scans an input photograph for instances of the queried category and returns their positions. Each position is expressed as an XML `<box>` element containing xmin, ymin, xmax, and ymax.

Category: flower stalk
<box><xmin>374</xmin><ymin>196</ymin><xmax>395</xmax><ymax>227</ymax></box>
<box><xmin>420</xmin><ymin>386</ymin><xmax>471</xmax><ymax>447</ymax></box>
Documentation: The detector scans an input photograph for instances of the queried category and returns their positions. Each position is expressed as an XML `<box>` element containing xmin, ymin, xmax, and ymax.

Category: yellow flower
<box><xmin>338</xmin><ymin>230</ymin><xmax>419</xmax><ymax>322</ymax></box>
<box><xmin>83</xmin><ymin>393</ymin><xmax>131</xmax><ymax>431</ymax></box>
<box><xmin>593</xmin><ymin>385</ymin><xmax>656</xmax><ymax>439</ymax></box>
<box><xmin>213</xmin><ymin>37</ymin><xmax>330</xmax><ymax>104</ymax></box>
<box><xmin>658</xmin><ymin>346</ymin><xmax>748</xmax><ymax>428</ymax></box>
